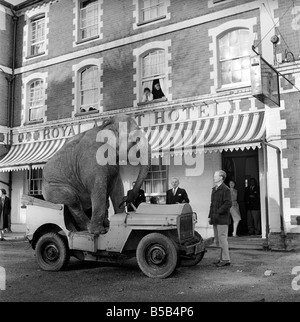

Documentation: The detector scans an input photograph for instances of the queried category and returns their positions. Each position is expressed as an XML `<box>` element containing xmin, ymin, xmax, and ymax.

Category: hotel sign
<box><xmin>250</xmin><ymin>54</ymin><xmax>280</xmax><ymax>107</ymax></box>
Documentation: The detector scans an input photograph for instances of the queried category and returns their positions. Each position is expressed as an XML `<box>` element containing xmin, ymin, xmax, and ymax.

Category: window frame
<box><xmin>78</xmin><ymin>65</ymin><xmax>100</xmax><ymax>113</ymax></box>
<box><xmin>142</xmin><ymin>159</ymin><xmax>168</xmax><ymax>201</ymax></box>
<box><xmin>139</xmin><ymin>0</ymin><xmax>166</xmax><ymax>24</ymax></box>
<box><xmin>208</xmin><ymin>18</ymin><xmax>257</xmax><ymax>93</ymax></box>
<box><xmin>29</xmin><ymin>14</ymin><xmax>46</xmax><ymax>57</ymax></box>
<box><xmin>72</xmin><ymin>58</ymin><xmax>103</xmax><ymax>117</ymax></box>
<box><xmin>77</xmin><ymin>0</ymin><xmax>101</xmax><ymax>43</ymax></box>
<box><xmin>23</xmin><ymin>4</ymin><xmax>49</xmax><ymax>62</ymax></box>
<box><xmin>140</xmin><ymin>49</ymin><xmax>167</xmax><ymax>103</ymax></box>
<box><xmin>217</xmin><ymin>28</ymin><xmax>251</xmax><ymax>88</ymax></box>
<box><xmin>133</xmin><ymin>0</ymin><xmax>170</xmax><ymax>29</ymax></box>
<box><xmin>133</xmin><ymin>41</ymin><xmax>171</xmax><ymax>107</ymax></box>
<box><xmin>27</xmin><ymin>168</ymin><xmax>43</xmax><ymax>197</ymax></box>
<box><xmin>27</xmin><ymin>79</ymin><xmax>45</xmax><ymax>122</ymax></box>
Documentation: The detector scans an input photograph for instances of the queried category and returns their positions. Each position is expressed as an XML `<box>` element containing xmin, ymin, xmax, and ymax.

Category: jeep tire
<box><xmin>35</xmin><ymin>232</ymin><xmax>70</xmax><ymax>271</ymax></box>
<box><xmin>136</xmin><ymin>233</ymin><xmax>178</xmax><ymax>278</ymax></box>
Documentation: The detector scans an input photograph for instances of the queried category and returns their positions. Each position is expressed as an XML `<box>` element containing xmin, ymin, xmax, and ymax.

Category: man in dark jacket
<box><xmin>166</xmin><ymin>177</ymin><xmax>189</xmax><ymax>204</ymax></box>
<box><xmin>244</xmin><ymin>178</ymin><xmax>261</xmax><ymax>235</ymax></box>
<box><xmin>208</xmin><ymin>170</ymin><xmax>232</xmax><ymax>267</ymax></box>
<box><xmin>0</xmin><ymin>188</ymin><xmax>11</xmax><ymax>241</ymax></box>
<box><xmin>126</xmin><ymin>181</ymin><xmax>146</xmax><ymax>211</ymax></box>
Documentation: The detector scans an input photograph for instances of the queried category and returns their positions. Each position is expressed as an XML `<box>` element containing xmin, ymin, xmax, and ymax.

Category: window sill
<box><xmin>137</xmin><ymin>15</ymin><xmax>167</xmax><ymax>27</ymax></box>
<box><xmin>137</xmin><ymin>97</ymin><xmax>167</xmax><ymax>106</ymax></box>
<box><xmin>25</xmin><ymin>52</ymin><xmax>46</xmax><ymax>59</ymax></box>
<box><xmin>76</xmin><ymin>35</ymin><xmax>100</xmax><ymax>45</ymax></box>
<box><xmin>216</xmin><ymin>83</ymin><xmax>251</xmax><ymax>93</ymax></box>
<box><xmin>25</xmin><ymin>119</ymin><xmax>44</xmax><ymax>126</ymax></box>
<box><xmin>75</xmin><ymin>109</ymin><xmax>100</xmax><ymax>117</ymax></box>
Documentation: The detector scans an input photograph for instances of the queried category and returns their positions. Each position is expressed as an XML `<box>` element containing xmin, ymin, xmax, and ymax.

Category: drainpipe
<box><xmin>7</xmin><ymin>8</ymin><xmax>18</xmax><ymax>200</ymax></box>
<box><xmin>261</xmin><ymin>139</ymin><xmax>286</xmax><ymax>250</ymax></box>
<box><xmin>261</xmin><ymin>140</ymin><xmax>270</xmax><ymax>249</ymax></box>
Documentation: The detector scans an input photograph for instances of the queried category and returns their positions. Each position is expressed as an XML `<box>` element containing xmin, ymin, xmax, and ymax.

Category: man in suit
<box><xmin>126</xmin><ymin>181</ymin><xmax>146</xmax><ymax>211</ymax></box>
<box><xmin>0</xmin><ymin>188</ymin><xmax>11</xmax><ymax>241</ymax></box>
<box><xmin>166</xmin><ymin>177</ymin><xmax>189</xmax><ymax>204</ymax></box>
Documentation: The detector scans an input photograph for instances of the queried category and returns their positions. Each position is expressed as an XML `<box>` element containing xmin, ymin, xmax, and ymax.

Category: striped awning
<box><xmin>0</xmin><ymin>138</ymin><xmax>68</xmax><ymax>172</ymax></box>
<box><xmin>143</xmin><ymin>111</ymin><xmax>265</xmax><ymax>157</ymax></box>
<box><xmin>0</xmin><ymin>111</ymin><xmax>265</xmax><ymax>171</ymax></box>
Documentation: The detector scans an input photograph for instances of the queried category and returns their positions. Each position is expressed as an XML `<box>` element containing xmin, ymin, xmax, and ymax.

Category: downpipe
<box><xmin>261</xmin><ymin>139</ymin><xmax>286</xmax><ymax>250</ymax></box>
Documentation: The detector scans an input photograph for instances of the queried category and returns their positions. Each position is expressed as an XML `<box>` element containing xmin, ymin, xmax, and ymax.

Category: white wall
<box><xmin>11</xmin><ymin>171</ymin><xmax>26</xmax><ymax>232</ymax></box>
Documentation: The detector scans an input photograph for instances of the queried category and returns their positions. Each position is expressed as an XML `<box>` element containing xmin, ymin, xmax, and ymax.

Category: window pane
<box><xmin>142</xmin><ymin>160</ymin><xmax>167</xmax><ymax>195</ymax></box>
<box><xmin>80</xmin><ymin>0</ymin><xmax>99</xmax><ymax>40</ymax></box>
<box><xmin>141</xmin><ymin>0</ymin><xmax>164</xmax><ymax>22</ymax></box>
<box><xmin>30</xmin><ymin>17</ymin><xmax>45</xmax><ymax>55</ymax></box>
<box><xmin>29</xmin><ymin>169</ymin><xmax>43</xmax><ymax>195</ymax></box>
<box><xmin>219</xmin><ymin>29</ymin><xmax>250</xmax><ymax>86</ymax></box>
<box><xmin>80</xmin><ymin>66</ymin><xmax>99</xmax><ymax>110</ymax></box>
<box><xmin>29</xmin><ymin>80</ymin><xmax>44</xmax><ymax>121</ymax></box>
<box><xmin>142</xmin><ymin>50</ymin><xmax>165</xmax><ymax>78</ymax></box>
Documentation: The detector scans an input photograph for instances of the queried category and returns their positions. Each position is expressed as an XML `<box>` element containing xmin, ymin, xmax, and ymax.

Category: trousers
<box><xmin>247</xmin><ymin>210</ymin><xmax>261</xmax><ymax>235</ymax></box>
<box><xmin>213</xmin><ymin>224</ymin><xmax>230</xmax><ymax>262</ymax></box>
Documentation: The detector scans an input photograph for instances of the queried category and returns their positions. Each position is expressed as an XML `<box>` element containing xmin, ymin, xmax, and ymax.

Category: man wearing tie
<box><xmin>166</xmin><ymin>177</ymin><xmax>189</xmax><ymax>204</ymax></box>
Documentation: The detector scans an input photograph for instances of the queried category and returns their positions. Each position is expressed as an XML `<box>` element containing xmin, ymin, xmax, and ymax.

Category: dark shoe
<box><xmin>0</xmin><ymin>238</ymin><xmax>5</xmax><ymax>241</ymax></box>
<box><xmin>213</xmin><ymin>259</ymin><xmax>221</xmax><ymax>265</ymax></box>
<box><xmin>216</xmin><ymin>260</ymin><xmax>230</xmax><ymax>267</ymax></box>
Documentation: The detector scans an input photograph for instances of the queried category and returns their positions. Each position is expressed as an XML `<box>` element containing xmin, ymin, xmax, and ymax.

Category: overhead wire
<box><xmin>254</xmin><ymin>1</ymin><xmax>300</xmax><ymax>93</ymax></box>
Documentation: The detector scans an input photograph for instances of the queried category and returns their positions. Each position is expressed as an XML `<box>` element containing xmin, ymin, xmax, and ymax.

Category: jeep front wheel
<box><xmin>35</xmin><ymin>232</ymin><xmax>70</xmax><ymax>271</ymax></box>
<box><xmin>136</xmin><ymin>233</ymin><xmax>178</xmax><ymax>278</ymax></box>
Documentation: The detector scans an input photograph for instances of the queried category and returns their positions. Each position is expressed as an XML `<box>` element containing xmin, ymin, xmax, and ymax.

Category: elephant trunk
<box><xmin>127</xmin><ymin>143</ymin><xmax>151</xmax><ymax>204</ymax></box>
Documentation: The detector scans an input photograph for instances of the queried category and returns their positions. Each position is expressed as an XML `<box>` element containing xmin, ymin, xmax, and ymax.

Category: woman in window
<box><xmin>142</xmin><ymin>87</ymin><xmax>153</xmax><ymax>103</ymax></box>
<box><xmin>152</xmin><ymin>80</ymin><xmax>165</xmax><ymax>100</ymax></box>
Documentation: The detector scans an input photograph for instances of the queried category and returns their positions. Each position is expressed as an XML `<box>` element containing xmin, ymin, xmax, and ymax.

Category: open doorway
<box><xmin>222</xmin><ymin>148</ymin><xmax>260</xmax><ymax>236</ymax></box>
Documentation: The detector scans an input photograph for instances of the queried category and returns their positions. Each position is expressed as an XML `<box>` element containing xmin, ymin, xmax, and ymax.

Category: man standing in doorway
<box><xmin>0</xmin><ymin>189</ymin><xmax>11</xmax><ymax>241</ymax></box>
<box><xmin>208</xmin><ymin>170</ymin><xmax>232</xmax><ymax>267</ymax></box>
<box><xmin>166</xmin><ymin>177</ymin><xmax>189</xmax><ymax>204</ymax></box>
<box><xmin>244</xmin><ymin>178</ymin><xmax>261</xmax><ymax>235</ymax></box>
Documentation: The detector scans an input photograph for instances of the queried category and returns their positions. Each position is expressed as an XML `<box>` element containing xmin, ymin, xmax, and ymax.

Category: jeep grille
<box><xmin>178</xmin><ymin>214</ymin><xmax>193</xmax><ymax>241</ymax></box>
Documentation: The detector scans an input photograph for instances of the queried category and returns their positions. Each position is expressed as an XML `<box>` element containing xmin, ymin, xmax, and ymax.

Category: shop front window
<box><xmin>142</xmin><ymin>159</ymin><xmax>167</xmax><ymax>202</ymax></box>
<box><xmin>28</xmin><ymin>169</ymin><xmax>43</xmax><ymax>198</ymax></box>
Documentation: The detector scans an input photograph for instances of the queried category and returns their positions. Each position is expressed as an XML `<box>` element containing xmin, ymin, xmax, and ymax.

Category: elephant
<box><xmin>42</xmin><ymin>115</ymin><xmax>151</xmax><ymax>235</ymax></box>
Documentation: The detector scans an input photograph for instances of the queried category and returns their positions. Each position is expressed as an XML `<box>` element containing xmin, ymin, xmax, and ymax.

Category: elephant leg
<box><xmin>67</xmin><ymin>202</ymin><xmax>90</xmax><ymax>231</ymax></box>
<box><xmin>43</xmin><ymin>182</ymin><xmax>89</xmax><ymax>231</ymax></box>
<box><xmin>110</xmin><ymin>173</ymin><xmax>125</xmax><ymax>214</ymax></box>
<box><xmin>88</xmin><ymin>189</ymin><xmax>108</xmax><ymax>235</ymax></box>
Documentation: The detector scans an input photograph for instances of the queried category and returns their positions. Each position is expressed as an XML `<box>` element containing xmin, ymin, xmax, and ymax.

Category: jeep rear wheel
<box><xmin>136</xmin><ymin>233</ymin><xmax>178</xmax><ymax>278</ymax></box>
<box><xmin>35</xmin><ymin>232</ymin><xmax>70</xmax><ymax>271</ymax></box>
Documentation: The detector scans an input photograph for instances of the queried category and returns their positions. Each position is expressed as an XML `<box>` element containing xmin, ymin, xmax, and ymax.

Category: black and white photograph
<box><xmin>0</xmin><ymin>0</ymin><xmax>300</xmax><ymax>307</ymax></box>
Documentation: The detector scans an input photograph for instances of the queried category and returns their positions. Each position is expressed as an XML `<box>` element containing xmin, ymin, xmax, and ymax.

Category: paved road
<box><xmin>1</xmin><ymin>239</ymin><xmax>300</xmax><ymax>304</ymax></box>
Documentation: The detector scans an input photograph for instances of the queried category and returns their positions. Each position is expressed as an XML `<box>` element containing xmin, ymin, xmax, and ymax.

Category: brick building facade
<box><xmin>0</xmin><ymin>0</ymin><xmax>300</xmax><ymax>248</ymax></box>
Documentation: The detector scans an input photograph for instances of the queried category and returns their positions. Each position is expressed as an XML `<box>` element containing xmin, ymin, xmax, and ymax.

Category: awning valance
<box><xmin>0</xmin><ymin>138</ymin><xmax>68</xmax><ymax>172</ymax></box>
<box><xmin>143</xmin><ymin>111</ymin><xmax>265</xmax><ymax>157</ymax></box>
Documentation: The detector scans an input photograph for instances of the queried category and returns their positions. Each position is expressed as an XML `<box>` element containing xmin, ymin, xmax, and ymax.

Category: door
<box><xmin>222</xmin><ymin>149</ymin><xmax>260</xmax><ymax>236</ymax></box>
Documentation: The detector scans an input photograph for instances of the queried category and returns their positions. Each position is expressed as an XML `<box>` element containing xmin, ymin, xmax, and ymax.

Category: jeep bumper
<box><xmin>181</xmin><ymin>237</ymin><xmax>214</xmax><ymax>255</ymax></box>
